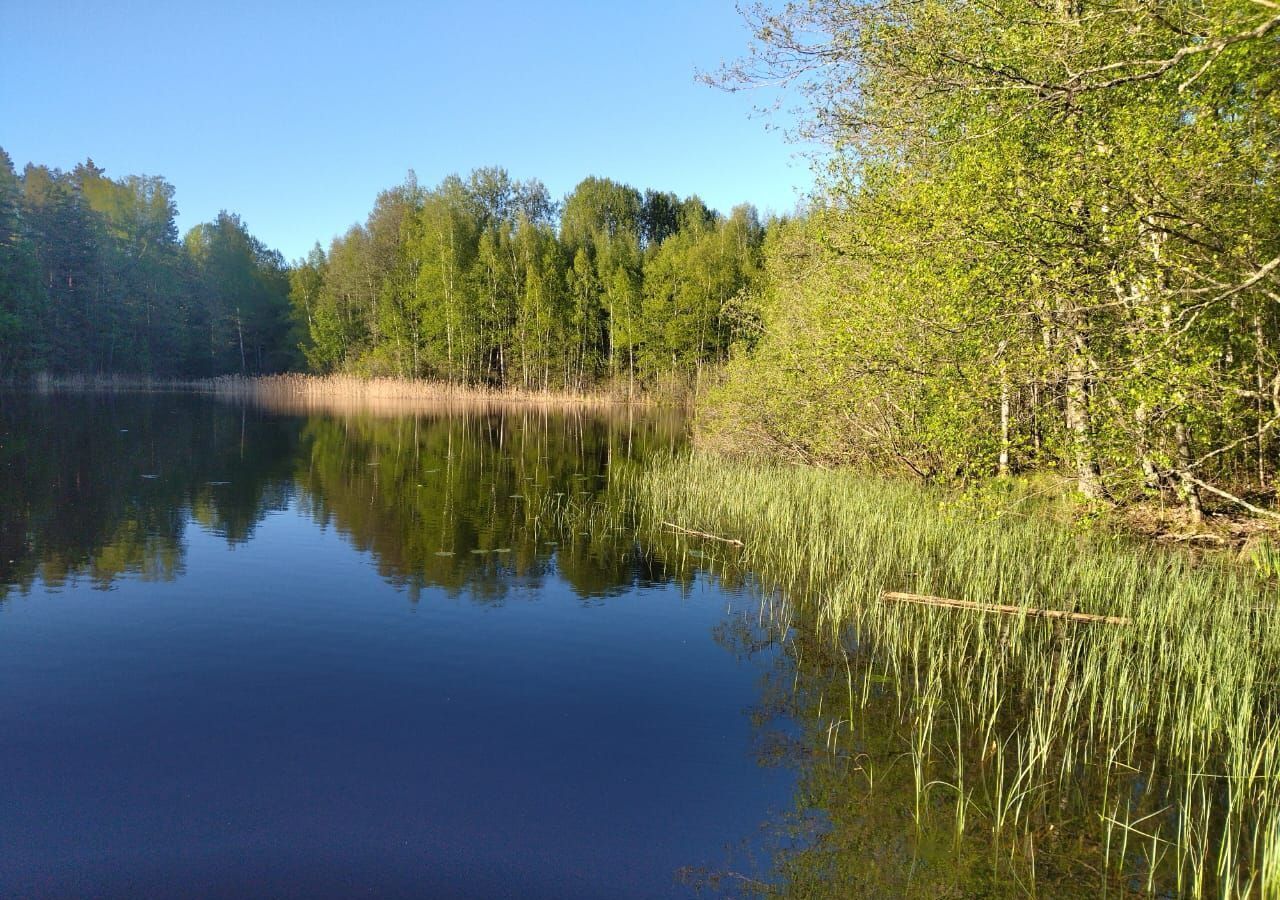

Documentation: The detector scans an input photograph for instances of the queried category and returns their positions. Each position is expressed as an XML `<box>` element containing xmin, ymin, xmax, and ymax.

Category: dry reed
<box><xmin>22</xmin><ymin>372</ymin><xmax>655</xmax><ymax>414</ymax></box>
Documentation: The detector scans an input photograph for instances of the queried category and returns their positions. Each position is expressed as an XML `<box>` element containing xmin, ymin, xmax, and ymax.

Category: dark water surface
<box><xmin>0</xmin><ymin>394</ymin><xmax>793</xmax><ymax>898</ymax></box>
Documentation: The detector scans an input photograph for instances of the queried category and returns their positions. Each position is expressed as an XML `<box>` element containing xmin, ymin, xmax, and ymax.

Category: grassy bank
<box><xmin>626</xmin><ymin>453</ymin><xmax>1280</xmax><ymax>896</ymax></box>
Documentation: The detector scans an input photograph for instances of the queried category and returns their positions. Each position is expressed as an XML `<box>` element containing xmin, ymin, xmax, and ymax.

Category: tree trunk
<box><xmin>998</xmin><ymin>341</ymin><xmax>1011</xmax><ymax>476</ymax></box>
<box><xmin>236</xmin><ymin>308</ymin><xmax>247</xmax><ymax>375</ymax></box>
<box><xmin>1064</xmin><ymin>321</ymin><xmax>1104</xmax><ymax>499</ymax></box>
<box><xmin>1134</xmin><ymin>404</ymin><xmax>1162</xmax><ymax>492</ymax></box>
<box><xmin>1256</xmin><ymin>311</ymin><xmax>1268</xmax><ymax>487</ymax></box>
<box><xmin>1175</xmin><ymin>422</ymin><xmax>1204</xmax><ymax>523</ymax></box>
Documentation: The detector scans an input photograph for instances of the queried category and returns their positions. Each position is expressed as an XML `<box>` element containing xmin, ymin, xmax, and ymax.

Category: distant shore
<box><xmin>19</xmin><ymin>373</ymin><xmax>659</xmax><ymax>414</ymax></box>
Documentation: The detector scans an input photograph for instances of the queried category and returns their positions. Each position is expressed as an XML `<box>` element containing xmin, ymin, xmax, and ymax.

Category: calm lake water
<box><xmin>0</xmin><ymin>393</ymin><xmax>796</xmax><ymax>899</ymax></box>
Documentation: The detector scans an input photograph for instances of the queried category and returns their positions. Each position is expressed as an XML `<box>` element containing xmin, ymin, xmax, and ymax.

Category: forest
<box><xmin>700</xmin><ymin>0</ymin><xmax>1280</xmax><ymax>519</ymax></box>
<box><xmin>0</xmin><ymin>151</ymin><xmax>297</xmax><ymax>377</ymax></box>
<box><xmin>287</xmin><ymin>170</ymin><xmax>764</xmax><ymax>392</ymax></box>
<box><xmin>0</xmin><ymin>150</ymin><xmax>765</xmax><ymax>392</ymax></box>
<box><xmin>3</xmin><ymin>0</ymin><xmax>1279</xmax><ymax>520</ymax></box>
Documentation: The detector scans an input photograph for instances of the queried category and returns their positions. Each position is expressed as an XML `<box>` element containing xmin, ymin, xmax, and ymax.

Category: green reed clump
<box><xmin>626</xmin><ymin>453</ymin><xmax>1280</xmax><ymax>897</ymax></box>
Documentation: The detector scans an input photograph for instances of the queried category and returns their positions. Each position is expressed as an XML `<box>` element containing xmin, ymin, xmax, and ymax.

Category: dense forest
<box><xmin>0</xmin><ymin>150</ymin><xmax>297</xmax><ymax>377</ymax></box>
<box><xmin>699</xmin><ymin>0</ymin><xmax>1280</xmax><ymax>518</ymax></box>
<box><xmin>288</xmin><ymin>169</ymin><xmax>764</xmax><ymax>390</ymax></box>
<box><xmin>0</xmin><ymin>150</ymin><xmax>764</xmax><ymax>389</ymax></box>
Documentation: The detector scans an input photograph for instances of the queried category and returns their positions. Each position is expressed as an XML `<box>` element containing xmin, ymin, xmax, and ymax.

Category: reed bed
<box><xmin>18</xmin><ymin>372</ymin><xmax>655</xmax><ymax>414</ymax></box>
<box><xmin>626</xmin><ymin>453</ymin><xmax>1280</xmax><ymax>896</ymax></box>
<box><xmin>195</xmin><ymin>374</ymin><xmax>651</xmax><ymax>416</ymax></box>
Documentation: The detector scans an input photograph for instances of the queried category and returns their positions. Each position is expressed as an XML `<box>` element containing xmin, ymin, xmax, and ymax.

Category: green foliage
<box><xmin>292</xmin><ymin>168</ymin><xmax>766</xmax><ymax>392</ymax></box>
<box><xmin>0</xmin><ymin>149</ymin><xmax>297</xmax><ymax>378</ymax></box>
<box><xmin>184</xmin><ymin>212</ymin><xmax>295</xmax><ymax>375</ymax></box>
<box><xmin>639</xmin><ymin>204</ymin><xmax>761</xmax><ymax>380</ymax></box>
<box><xmin>704</xmin><ymin>0</ymin><xmax>1280</xmax><ymax>512</ymax></box>
<box><xmin>0</xmin><ymin>155</ymin><xmax>763</xmax><ymax>389</ymax></box>
<box><xmin>1247</xmin><ymin>538</ymin><xmax>1280</xmax><ymax>582</ymax></box>
<box><xmin>0</xmin><ymin>149</ymin><xmax>42</xmax><ymax>375</ymax></box>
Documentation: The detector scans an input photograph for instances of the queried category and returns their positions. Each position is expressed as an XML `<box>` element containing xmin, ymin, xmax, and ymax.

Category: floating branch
<box><xmin>882</xmin><ymin>591</ymin><xmax>1130</xmax><ymax>626</ymax></box>
<box><xmin>660</xmin><ymin>522</ymin><xmax>746</xmax><ymax>548</ymax></box>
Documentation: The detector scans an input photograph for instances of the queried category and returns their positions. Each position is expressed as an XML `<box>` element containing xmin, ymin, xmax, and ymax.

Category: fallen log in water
<box><xmin>660</xmin><ymin>522</ymin><xmax>745</xmax><ymax>548</ymax></box>
<box><xmin>882</xmin><ymin>591</ymin><xmax>1130</xmax><ymax>626</ymax></box>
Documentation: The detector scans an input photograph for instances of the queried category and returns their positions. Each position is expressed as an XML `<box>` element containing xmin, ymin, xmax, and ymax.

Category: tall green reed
<box><xmin>624</xmin><ymin>453</ymin><xmax>1280</xmax><ymax>896</ymax></box>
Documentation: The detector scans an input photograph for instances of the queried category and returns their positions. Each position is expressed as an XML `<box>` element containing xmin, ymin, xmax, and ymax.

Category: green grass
<box><xmin>624</xmin><ymin>452</ymin><xmax>1280</xmax><ymax>897</ymax></box>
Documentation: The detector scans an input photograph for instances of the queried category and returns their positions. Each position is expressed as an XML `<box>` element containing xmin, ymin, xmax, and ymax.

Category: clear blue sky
<box><xmin>0</xmin><ymin>0</ymin><xmax>808</xmax><ymax>261</ymax></box>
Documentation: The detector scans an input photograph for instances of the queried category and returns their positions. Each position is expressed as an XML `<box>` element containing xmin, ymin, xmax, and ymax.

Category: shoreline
<box><xmin>17</xmin><ymin>373</ymin><xmax>659</xmax><ymax>412</ymax></box>
<box><xmin>16</xmin><ymin>373</ymin><xmax>1276</xmax><ymax>550</ymax></box>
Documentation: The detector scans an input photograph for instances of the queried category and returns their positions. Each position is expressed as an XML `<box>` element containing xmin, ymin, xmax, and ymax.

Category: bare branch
<box><xmin>1185</xmin><ymin>476</ymin><xmax>1280</xmax><ymax>521</ymax></box>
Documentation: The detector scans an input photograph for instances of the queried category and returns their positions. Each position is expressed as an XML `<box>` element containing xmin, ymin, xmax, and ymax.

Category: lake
<box><xmin>0</xmin><ymin>393</ymin><xmax>796</xmax><ymax>898</ymax></box>
<box><xmin>6</xmin><ymin>391</ymin><xmax>1223</xmax><ymax>898</ymax></box>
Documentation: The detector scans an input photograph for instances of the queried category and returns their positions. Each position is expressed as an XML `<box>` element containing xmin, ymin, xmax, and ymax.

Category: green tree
<box><xmin>184</xmin><ymin>212</ymin><xmax>294</xmax><ymax>375</ymax></box>
<box><xmin>0</xmin><ymin>149</ymin><xmax>42</xmax><ymax>375</ymax></box>
<box><xmin>705</xmin><ymin>0</ymin><xmax>1280</xmax><ymax>514</ymax></box>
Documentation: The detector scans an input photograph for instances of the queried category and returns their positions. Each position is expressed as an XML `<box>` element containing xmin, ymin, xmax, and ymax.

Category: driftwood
<box><xmin>882</xmin><ymin>591</ymin><xmax>1130</xmax><ymax>626</ymax></box>
<box><xmin>660</xmin><ymin>522</ymin><xmax>745</xmax><ymax>548</ymax></box>
<box><xmin>1160</xmin><ymin>531</ymin><xmax>1227</xmax><ymax>545</ymax></box>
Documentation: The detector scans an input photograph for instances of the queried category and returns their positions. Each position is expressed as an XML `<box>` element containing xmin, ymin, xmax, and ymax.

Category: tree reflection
<box><xmin>0</xmin><ymin>392</ymin><xmax>299</xmax><ymax>598</ymax></box>
<box><xmin>689</xmin><ymin>591</ymin><xmax>1179</xmax><ymax>898</ymax></box>
<box><xmin>0</xmin><ymin>394</ymin><xmax>685</xmax><ymax>604</ymax></box>
<box><xmin>294</xmin><ymin>407</ymin><xmax>684</xmax><ymax>602</ymax></box>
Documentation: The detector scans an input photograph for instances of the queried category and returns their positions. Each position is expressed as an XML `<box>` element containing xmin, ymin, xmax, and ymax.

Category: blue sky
<box><xmin>0</xmin><ymin>0</ymin><xmax>809</xmax><ymax>261</ymax></box>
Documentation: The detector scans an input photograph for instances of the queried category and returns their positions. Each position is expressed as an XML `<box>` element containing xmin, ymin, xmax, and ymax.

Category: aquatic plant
<box><xmin>626</xmin><ymin>453</ymin><xmax>1280</xmax><ymax>896</ymax></box>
